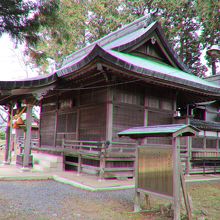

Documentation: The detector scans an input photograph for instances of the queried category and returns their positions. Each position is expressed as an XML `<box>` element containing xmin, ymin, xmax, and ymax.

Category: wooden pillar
<box><xmin>4</xmin><ymin>105</ymin><xmax>13</xmax><ymax>163</ymax></box>
<box><xmin>144</xmin><ymin>90</ymin><xmax>148</xmax><ymax>126</ymax></box>
<box><xmin>52</xmin><ymin>96</ymin><xmax>59</xmax><ymax>148</ymax></box>
<box><xmin>134</xmin><ymin>191</ymin><xmax>141</xmax><ymax>212</ymax></box>
<box><xmin>23</xmin><ymin>104</ymin><xmax>33</xmax><ymax>167</ymax></box>
<box><xmin>99</xmin><ymin>143</ymin><xmax>106</xmax><ymax>180</ymax></box>
<box><xmin>173</xmin><ymin>137</ymin><xmax>181</xmax><ymax>220</ymax></box>
<box><xmin>217</xmin><ymin>135</ymin><xmax>219</xmax><ymax>157</ymax></box>
<box><xmin>106</xmin><ymin>88</ymin><xmax>113</xmax><ymax>142</ymax></box>
<box><xmin>134</xmin><ymin>142</ymin><xmax>141</xmax><ymax>212</ymax></box>
<box><xmin>144</xmin><ymin>90</ymin><xmax>148</xmax><ymax>146</ymax></box>
<box><xmin>186</xmin><ymin>136</ymin><xmax>192</xmax><ymax>175</ymax></box>
<box><xmin>76</xmin><ymin>90</ymin><xmax>80</xmax><ymax>140</ymax></box>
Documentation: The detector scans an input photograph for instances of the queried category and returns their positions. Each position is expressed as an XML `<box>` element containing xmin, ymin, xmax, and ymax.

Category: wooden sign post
<box><xmin>118</xmin><ymin>124</ymin><xmax>198</xmax><ymax>220</ymax></box>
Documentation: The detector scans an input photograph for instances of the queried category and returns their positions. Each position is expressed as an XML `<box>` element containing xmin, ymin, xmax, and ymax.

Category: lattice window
<box><xmin>192</xmin><ymin>137</ymin><xmax>204</xmax><ymax>148</ymax></box>
<box><xmin>40</xmin><ymin>112</ymin><xmax>56</xmax><ymax>146</ymax></box>
<box><xmin>148</xmin><ymin>111</ymin><xmax>172</xmax><ymax>126</ymax></box>
<box><xmin>206</xmin><ymin>138</ymin><xmax>217</xmax><ymax>149</ymax></box>
<box><xmin>57</xmin><ymin>112</ymin><xmax>77</xmax><ymax>133</ymax></box>
<box><xmin>79</xmin><ymin>104</ymin><xmax>106</xmax><ymax>140</ymax></box>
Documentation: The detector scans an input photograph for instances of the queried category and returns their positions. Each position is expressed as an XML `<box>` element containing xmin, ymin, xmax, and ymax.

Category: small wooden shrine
<box><xmin>0</xmin><ymin>15</ymin><xmax>220</xmax><ymax>177</ymax></box>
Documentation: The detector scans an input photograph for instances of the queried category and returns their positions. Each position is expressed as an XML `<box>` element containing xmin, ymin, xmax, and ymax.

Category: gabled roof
<box><xmin>57</xmin><ymin>15</ymin><xmax>189</xmax><ymax>77</ymax></box>
<box><xmin>0</xmin><ymin>14</ymin><xmax>220</xmax><ymax>105</ymax></box>
<box><xmin>54</xmin><ymin>15</ymin><xmax>220</xmax><ymax>98</ymax></box>
<box><xmin>55</xmin><ymin>44</ymin><xmax>220</xmax><ymax>96</ymax></box>
<box><xmin>118</xmin><ymin>124</ymin><xmax>199</xmax><ymax>138</ymax></box>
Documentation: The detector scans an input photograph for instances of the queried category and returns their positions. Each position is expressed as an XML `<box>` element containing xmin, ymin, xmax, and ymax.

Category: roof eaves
<box><xmin>103</xmin><ymin>50</ymin><xmax>220</xmax><ymax>95</ymax></box>
<box><xmin>56</xmin><ymin>45</ymin><xmax>220</xmax><ymax>96</ymax></box>
<box><xmin>0</xmin><ymin>73</ymin><xmax>57</xmax><ymax>90</ymax></box>
<box><xmin>56</xmin><ymin>44</ymin><xmax>105</xmax><ymax>77</ymax></box>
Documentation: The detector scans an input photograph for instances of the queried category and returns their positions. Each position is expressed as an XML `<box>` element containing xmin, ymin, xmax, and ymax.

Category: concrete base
<box><xmin>20</xmin><ymin>167</ymin><xmax>31</xmax><ymax>172</ymax></box>
<box><xmin>32</xmin><ymin>152</ymin><xmax>63</xmax><ymax>172</ymax></box>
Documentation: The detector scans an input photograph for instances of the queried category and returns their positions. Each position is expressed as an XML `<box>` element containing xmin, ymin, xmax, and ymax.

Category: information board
<box><xmin>137</xmin><ymin>145</ymin><xmax>173</xmax><ymax>197</ymax></box>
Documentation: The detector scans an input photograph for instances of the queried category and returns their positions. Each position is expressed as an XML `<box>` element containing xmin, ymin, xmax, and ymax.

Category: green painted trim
<box><xmin>0</xmin><ymin>175</ymin><xmax>53</xmax><ymax>181</ymax></box>
<box><xmin>53</xmin><ymin>175</ymin><xmax>135</xmax><ymax>192</ymax></box>
<box><xmin>109</xmin><ymin>50</ymin><xmax>219</xmax><ymax>89</ymax></box>
<box><xmin>186</xmin><ymin>177</ymin><xmax>220</xmax><ymax>183</ymax></box>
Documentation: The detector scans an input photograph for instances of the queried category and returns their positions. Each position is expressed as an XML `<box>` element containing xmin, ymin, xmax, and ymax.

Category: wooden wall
<box><xmin>40</xmin><ymin>89</ymin><xmax>107</xmax><ymax>147</ymax></box>
<box><xmin>112</xmin><ymin>85</ymin><xmax>145</xmax><ymax>142</ymax></box>
<box><xmin>40</xmin><ymin>84</ymin><xmax>176</xmax><ymax>147</ymax></box>
<box><xmin>40</xmin><ymin>96</ymin><xmax>57</xmax><ymax>147</ymax></box>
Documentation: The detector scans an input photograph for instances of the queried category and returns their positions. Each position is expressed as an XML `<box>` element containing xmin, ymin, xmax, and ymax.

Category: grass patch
<box><xmin>187</xmin><ymin>182</ymin><xmax>220</xmax><ymax>219</ymax></box>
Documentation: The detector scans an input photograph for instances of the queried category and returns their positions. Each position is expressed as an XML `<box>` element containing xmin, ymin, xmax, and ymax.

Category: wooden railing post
<box><xmin>99</xmin><ymin>142</ymin><xmax>108</xmax><ymax>180</ymax></box>
<box><xmin>78</xmin><ymin>154</ymin><xmax>81</xmax><ymax>175</ymax></box>
<box><xmin>23</xmin><ymin>104</ymin><xmax>33</xmax><ymax>168</ymax></box>
<box><xmin>78</xmin><ymin>142</ymin><xmax>83</xmax><ymax>175</ymax></box>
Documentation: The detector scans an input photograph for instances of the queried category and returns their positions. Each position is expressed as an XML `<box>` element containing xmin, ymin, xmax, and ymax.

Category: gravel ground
<box><xmin>0</xmin><ymin>180</ymin><xmax>162</xmax><ymax>220</ymax></box>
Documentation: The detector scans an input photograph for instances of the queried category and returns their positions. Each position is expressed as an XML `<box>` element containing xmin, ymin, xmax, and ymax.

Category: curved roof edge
<box><xmin>109</xmin><ymin>22</ymin><xmax>190</xmax><ymax>73</ymax></box>
<box><xmin>56</xmin><ymin>44</ymin><xmax>220</xmax><ymax>96</ymax></box>
<box><xmin>0</xmin><ymin>73</ymin><xmax>57</xmax><ymax>90</ymax></box>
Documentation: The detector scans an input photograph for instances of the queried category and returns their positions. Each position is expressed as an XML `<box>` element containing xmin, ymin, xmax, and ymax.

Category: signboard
<box><xmin>137</xmin><ymin>145</ymin><xmax>173</xmax><ymax>198</ymax></box>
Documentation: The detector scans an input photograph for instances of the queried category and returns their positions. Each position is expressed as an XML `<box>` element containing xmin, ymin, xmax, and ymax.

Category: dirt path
<box><xmin>0</xmin><ymin>180</ymin><xmax>170</xmax><ymax>220</ymax></box>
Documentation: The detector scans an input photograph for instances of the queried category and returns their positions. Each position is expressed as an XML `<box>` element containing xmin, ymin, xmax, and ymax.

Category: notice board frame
<box><xmin>118</xmin><ymin>124</ymin><xmax>198</xmax><ymax>220</ymax></box>
<box><xmin>136</xmin><ymin>144</ymin><xmax>174</xmax><ymax>200</ymax></box>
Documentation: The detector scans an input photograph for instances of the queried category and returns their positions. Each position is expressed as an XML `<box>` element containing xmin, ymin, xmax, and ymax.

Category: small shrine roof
<box><xmin>118</xmin><ymin>124</ymin><xmax>199</xmax><ymax>138</ymax></box>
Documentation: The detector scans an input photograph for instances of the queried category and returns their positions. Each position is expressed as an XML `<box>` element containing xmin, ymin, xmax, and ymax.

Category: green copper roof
<box><xmin>103</xmin><ymin>21</ymin><xmax>157</xmax><ymax>50</ymax></box>
<box><xmin>118</xmin><ymin>124</ymin><xmax>199</xmax><ymax>138</ymax></box>
<box><xmin>108</xmin><ymin>50</ymin><xmax>220</xmax><ymax>89</ymax></box>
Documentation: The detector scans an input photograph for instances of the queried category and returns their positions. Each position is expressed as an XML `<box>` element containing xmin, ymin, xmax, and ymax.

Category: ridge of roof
<box><xmin>58</xmin><ymin>15</ymin><xmax>190</xmax><ymax>75</ymax></box>
<box><xmin>61</xmin><ymin>14</ymin><xmax>154</xmax><ymax>67</ymax></box>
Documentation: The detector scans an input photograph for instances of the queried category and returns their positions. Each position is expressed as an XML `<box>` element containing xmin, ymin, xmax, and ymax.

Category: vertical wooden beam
<box><xmin>144</xmin><ymin>90</ymin><xmax>148</xmax><ymax>145</ymax></box>
<box><xmin>203</xmin><ymin>131</ymin><xmax>206</xmax><ymax>150</ymax></box>
<box><xmin>77</xmin><ymin>142</ymin><xmax>83</xmax><ymax>175</ymax></box>
<box><xmin>99</xmin><ymin>143</ymin><xmax>106</xmax><ymax>180</ymax></box>
<box><xmin>134</xmin><ymin>191</ymin><xmax>141</xmax><ymax>212</ymax></box>
<box><xmin>4</xmin><ymin>105</ymin><xmax>13</xmax><ymax>163</ymax></box>
<box><xmin>106</xmin><ymin>88</ymin><xmax>113</xmax><ymax>142</ymax></box>
<box><xmin>216</xmin><ymin>135</ymin><xmax>219</xmax><ymax>157</ymax></box>
<box><xmin>76</xmin><ymin>108</ymin><xmax>80</xmax><ymax>140</ymax></box>
<box><xmin>134</xmin><ymin>143</ymin><xmax>141</xmax><ymax>212</ymax></box>
<box><xmin>23</xmin><ymin>104</ymin><xmax>33</xmax><ymax>167</ymax></box>
<box><xmin>39</xmin><ymin>100</ymin><xmax>42</xmax><ymax>149</ymax></box>
<box><xmin>76</xmin><ymin>90</ymin><xmax>81</xmax><ymax>140</ymax></box>
<box><xmin>54</xmin><ymin>110</ymin><xmax>58</xmax><ymax>147</ymax></box>
<box><xmin>54</xmin><ymin>97</ymin><xmax>59</xmax><ymax>147</ymax></box>
<box><xmin>186</xmin><ymin>136</ymin><xmax>192</xmax><ymax>175</ymax></box>
<box><xmin>173</xmin><ymin>137</ymin><xmax>181</xmax><ymax>220</ymax></box>
<box><xmin>144</xmin><ymin>90</ymin><xmax>148</xmax><ymax>126</ymax></box>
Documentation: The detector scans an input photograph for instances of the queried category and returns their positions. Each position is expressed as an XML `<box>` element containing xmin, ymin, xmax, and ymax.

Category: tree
<box><xmin>26</xmin><ymin>0</ymin><xmax>219</xmax><ymax>76</ymax></box>
<box><xmin>86</xmin><ymin>0</ymin><xmax>125</xmax><ymax>43</ymax></box>
<box><xmin>154</xmin><ymin>0</ymin><xmax>208</xmax><ymax>76</ymax></box>
<box><xmin>26</xmin><ymin>0</ymin><xmax>87</xmax><ymax>72</ymax></box>
<box><xmin>0</xmin><ymin>0</ymin><xmax>59</xmax><ymax>45</ymax></box>
<box><xmin>196</xmin><ymin>0</ymin><xmax>220</xmax><ymax>75</ymax></box>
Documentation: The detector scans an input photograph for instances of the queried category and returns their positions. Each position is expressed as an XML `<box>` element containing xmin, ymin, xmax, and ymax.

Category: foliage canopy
<box><xmin>4</xmin><ymin>0</ymin><xmax>219</xmax><ymax>76</ymax></box>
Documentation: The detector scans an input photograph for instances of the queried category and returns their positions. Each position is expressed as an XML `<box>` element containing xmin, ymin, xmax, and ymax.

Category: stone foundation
<box><xmin>32</xmin><ymin>152</ymin><xmax>63</xmax><ymax>172</ymax></box>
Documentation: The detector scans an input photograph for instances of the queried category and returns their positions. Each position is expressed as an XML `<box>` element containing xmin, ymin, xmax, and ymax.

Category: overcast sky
<box><xmin>0</xmin><ymin>34</ymin><xmax>38</xmax><ymax>81</ymax></box>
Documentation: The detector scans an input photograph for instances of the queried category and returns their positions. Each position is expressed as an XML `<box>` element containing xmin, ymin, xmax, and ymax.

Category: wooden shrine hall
<box><xmin>0</xmin><ymin>15</ymin><xmax>220</xmax><ymax>178</ymax></box>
